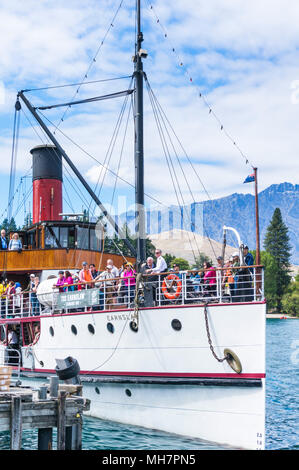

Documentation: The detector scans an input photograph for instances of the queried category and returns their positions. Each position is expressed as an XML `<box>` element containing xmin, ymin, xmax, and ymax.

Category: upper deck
<box><xmin>0</xmin><ymin>219</ymin><xmax>134</xmax><ymax>274</ymax></box>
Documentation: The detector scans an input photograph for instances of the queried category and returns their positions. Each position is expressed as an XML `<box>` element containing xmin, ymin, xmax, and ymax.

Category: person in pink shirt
<box><xmin>64</xmin><ymin>271</ymin><xmax>74</xmax><ymax>291</ymax></box>
<box><xmin>203</xmin><ymin>262</ymin><xmax>216</xmax><ymax>296</ymax></box>
<box><xmin>123</xmin><ymin>263</ymin><xmax>136</xmax><ymax>304</ymax></box>
<box><xmin>54</xmin><ymin>271</ymin><xmax>66</xmax><ymax>292</ymax></box>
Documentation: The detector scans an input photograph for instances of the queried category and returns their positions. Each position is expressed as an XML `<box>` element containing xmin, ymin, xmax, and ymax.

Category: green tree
<box><xmin>164</xmin><ymin>253</ymin><xmax>176</xmax><ymax>267</ymax></box>
<box><xmin>252</xmin><ymin>249</ymin><xmax>279</xmax><ymax>309</ymax></box>
<box><xmin>263</xmin><ymin>208</ymin><xmax>292</xmax><ymax>312</ymax></box>
<box><xmin>191</xmin><ymin>252</ymin><xmax>212</xmax><ymax>269</ymax></box>
<box><xmin>281</xmin><ymin>274</ymin><xmax>299</xmax><ymax>316</ymax></box>
<box><xmin>1</xmin><ymin>217</ymin><xmax>18</xmax><ymax>233</ymax></box>
<box><xmin>170</xmin><ymin>257</ymin><xmax>190</xmax><ymax>270</ymax></box>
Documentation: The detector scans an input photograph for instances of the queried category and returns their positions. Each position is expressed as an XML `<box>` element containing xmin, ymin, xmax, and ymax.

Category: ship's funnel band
<box><xmin>31</xmin><ymin>144</ymin><xmax>63</xmax><ymax>182</ymax></box>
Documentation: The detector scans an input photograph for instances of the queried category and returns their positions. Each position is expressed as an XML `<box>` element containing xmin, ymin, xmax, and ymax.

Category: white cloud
<box><xmin>0</xmin><ymin>0</ymin><xmax>298</xmax><ymax>222</ymax></box>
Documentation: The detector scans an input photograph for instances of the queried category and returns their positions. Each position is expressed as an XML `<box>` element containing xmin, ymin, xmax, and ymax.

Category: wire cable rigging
<box><xmin>52</xmin><ymin>0</ymin><xmax>126</xmax><ymax>134</ymax></box>
<box><xmin>145</xmin><ymin>0</ymin><xmax>254</xmax><ymax>170</ymax></box>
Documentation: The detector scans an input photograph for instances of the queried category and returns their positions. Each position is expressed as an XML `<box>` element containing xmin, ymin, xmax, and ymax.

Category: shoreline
<box><xmin>266</xmin><ymin>314</ymin><xmax>298</xmax><ymax>319</ymax></box>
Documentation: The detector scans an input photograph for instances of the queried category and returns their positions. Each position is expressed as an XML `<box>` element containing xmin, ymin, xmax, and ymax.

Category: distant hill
<box><xmin>149</xmin><ymin>229</ymin><xmax>237</xmax><ymax>265</ymax></box>
<box><xmin>120</xmin><ymin>182</ymin><xmax>299</xmax><ymax>264</ymax></box>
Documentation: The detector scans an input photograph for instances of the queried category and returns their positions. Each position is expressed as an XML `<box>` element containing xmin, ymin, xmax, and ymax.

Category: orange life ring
<box><xmin>162</xmin><ymin>274</ymin><xmax>182</xmax><ymax>300</ymax></box>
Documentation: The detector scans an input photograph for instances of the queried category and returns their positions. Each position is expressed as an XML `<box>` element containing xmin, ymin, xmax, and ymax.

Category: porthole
<box><xmin>125</xmin><ymin>389</ymin><xmax>132</xmax><ymax>397</ymax></box>
<box><xmin>107</xmin><ymin>322</ymin><xmax>114</xmax><ymax>334</ymax></box>
<box><xmin>40</xmin><ymin>361</ymin><xmax>44</xmax><ymax>367</ymax></box>
<box><xmin>49</xmin><ymin>326</ymin><xmax>54</xmax><ymax>337</ymax></box>
<box><xmin>171</xmin><ymin>319</ymin><xmax>182</xmax><ymax>331</ymax></box>
<box><xmin>95</xmin><ymin>387</ymin><xmax>100</xmax><ymax>395</ymax></box>
<box><xmin>71</xmin><ymin>325</ymin><xmax>77</xmax><ymax>335</ymax></box>
<box><xmin>88</xmin><ymin>324</ymin><xmax>95</xmax><ymax>335</ymax></box>
<box><xmin>129</xmin><ymin>321</ymin><xmax>138</xmax><ymax>332</ymax></box>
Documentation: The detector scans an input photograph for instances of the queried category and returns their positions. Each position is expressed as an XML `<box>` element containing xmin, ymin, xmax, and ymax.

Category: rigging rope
<box><xmin>22</xmin><ymin>76</ymin><xmax>132</xmax><ymax>93</ymax></box>
<box><xmin>37</xmin><ymin>110</ymin><xmax>166</xmax><ymax>208</ymax></box>
<box><xmin>24</xmin><ymin>98</ymin><xmax>132</xmax><ymax>268</ymax></box>
<box><xmin>146</xmin><ymin>78</ymin><xmax>203</xmax><ymax>263</ymax></box>
<box><xmin>145</xmin><ymin>0</ymin><xmax>254</xmax><ymax>170</ymax></box>
<box><xmin>145</xmin><ymin>76</ymin><xmax>218</xmax><ymax>261</ymax></box>
<box><xmin>8</xmin><ymin>100</ymin><xmax>21</xmax><ymax>223</ymax></box>
<box><xmin>53</xmin><ymin>0</ymin><xmax>126</xmax><ymax>134</ymax></box>
<box><xmin>111</xmin><ymin>93</ymin><xmax>133</xmax><ymax>206</ymax></box>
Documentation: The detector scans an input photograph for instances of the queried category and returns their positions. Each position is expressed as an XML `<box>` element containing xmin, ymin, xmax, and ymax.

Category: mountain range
<box><xmin>120</xmin><ymin>182</ymin><xmax>299</xmax><ymax>264</ymax></box>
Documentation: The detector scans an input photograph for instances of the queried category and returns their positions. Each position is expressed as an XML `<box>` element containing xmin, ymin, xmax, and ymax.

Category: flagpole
<box><xmin>254</xmin><ymin>167</ymin><xmax>261</xmax><ymax>265</ymax></box>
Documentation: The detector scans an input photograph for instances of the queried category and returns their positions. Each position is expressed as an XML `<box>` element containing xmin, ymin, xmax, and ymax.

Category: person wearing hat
<box><xmin>243</xmin><ymin>245</ymin><xmax>254</xmax><ymax>301</ymax></box>
<box><xmin>231</xmin><ymin>252</ymin><xmax>241</xmax><ymax>302</ymax></box>
<box><xmin>22</xmin><ymin>273</ymin><xmax>35</xmax><ymax>293</ymax></box>
<box><xmin>31</xmin><ymin>276</ymin><xmax>40</xmax><ymax>316</ymax></box>
<box><xmin>222</xmin><ymin>257</ymin><xmax>235</xmax><ymax>299</ymax></box>
<box><xmin>244</xmin><ymin>246</ymin><xmax>254</xmax><ymax>267</ymax></box>
<box><xmin>122</xmin><ymin>262</ymin><xmax>136</xmax><ymax>306</ymax></box>
<box><xmin>13</xmin><ymin>282</ymin><xmax>22</xmax><ymax>316</ymax></box>
<box><xmin>94</xmin><ymin>265</ymin><xmax>116</xmax><ymax>309</ymax></box>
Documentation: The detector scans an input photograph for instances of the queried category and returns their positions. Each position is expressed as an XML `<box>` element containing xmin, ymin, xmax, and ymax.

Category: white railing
<box><xmin>0</xmin><ymin>292</ymin><xmax>42</xmax><ymax>318</ymax></box>
<box><xmin>154</xmin><ymin>266</ymin><xmax>263</xmax><ymax>306</ymax></box>
<box><xmin>0</xmin><ymin>266</ymin><xmax>264</xmax><ymax>317</ymax></box>
<box><xmin>0</xmin><ymin>348</ymin><xmax>21</xmax><ymax>380</ymax></box>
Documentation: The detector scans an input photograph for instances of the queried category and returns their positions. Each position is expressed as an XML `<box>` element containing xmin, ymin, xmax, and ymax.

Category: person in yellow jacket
<box><xmin>0</xmin><ymin>279</ymin><xmax>8</xmax><ymax>318</ymax></box>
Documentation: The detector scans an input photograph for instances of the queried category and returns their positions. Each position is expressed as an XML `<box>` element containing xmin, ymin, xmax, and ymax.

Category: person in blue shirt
<box><xmin>243</xmin><ymin>245</ymin><xmax>254</xmax><ymax>301</ymax></box>
<box><xmin>0</xmin><ymin>229</ymin><xmax>8</xmax><ymax>250</ymax></box>
<box><xmin>244</xmin><ymin>245</ymin><xmax>254</xmax><ymax>267</ymax></box>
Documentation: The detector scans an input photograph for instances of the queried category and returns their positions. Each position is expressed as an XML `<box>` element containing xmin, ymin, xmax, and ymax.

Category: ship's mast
<box><xmin>134</xmin><ymin>0</ymin><xmax>146</xmax><ymax>266</ymax></box>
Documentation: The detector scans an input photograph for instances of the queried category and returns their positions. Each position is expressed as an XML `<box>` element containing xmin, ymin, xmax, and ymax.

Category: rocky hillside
<box><xmin>121</xmin><ymin>182</ymin><xmax>299</xmax><ymax>263</ymax></box>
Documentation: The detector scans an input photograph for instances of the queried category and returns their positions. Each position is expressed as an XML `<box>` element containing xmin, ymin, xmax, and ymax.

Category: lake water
<box><xmin>0</xmin><ymin>318</ymin><xmax>298</xmax><ymax>450</ymax></box>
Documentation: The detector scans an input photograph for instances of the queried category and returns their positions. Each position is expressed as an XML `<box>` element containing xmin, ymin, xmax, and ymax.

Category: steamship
<box><xmin>0</xmin><ymin>1</ymin><xmax>266</xmax><ymax>450</ymax></box>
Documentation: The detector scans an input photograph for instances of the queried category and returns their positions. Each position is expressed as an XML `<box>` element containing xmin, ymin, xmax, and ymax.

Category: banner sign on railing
<box><xmin>56</xmin><ymin>288</ymin><xmax>100</xmax><ymax>310</ymax></box>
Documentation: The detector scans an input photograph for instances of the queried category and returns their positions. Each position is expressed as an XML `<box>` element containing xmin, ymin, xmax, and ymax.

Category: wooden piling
<box><xmin>0</xmin><ymin>381</ymin><xmax>90</xmax><ymax>450</ymax></box>
<box><xmin>49</xmin><ymin>376</ymin><xmax>59</xmax><ymax>398</ymax></box>
<box><xmin>10</xmin><ymin>395</ymin><xmax>22</xmax><ymax>450</ymax></box>
<box><xmin>38</xmin><ymin>385</ymin><xmax>53</xmax><ymax>450</ymax></box>
<box><xmin>57</xmin><ymin>390</ymin><xmax>67</xmax><ymax>450</ymax></box>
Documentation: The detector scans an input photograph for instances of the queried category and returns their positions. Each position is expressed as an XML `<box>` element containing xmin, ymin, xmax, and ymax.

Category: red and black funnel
<box><xmin>30</xmin><ymin>144</ymin><xmax>63</xmax><ymax>224</ymax></box>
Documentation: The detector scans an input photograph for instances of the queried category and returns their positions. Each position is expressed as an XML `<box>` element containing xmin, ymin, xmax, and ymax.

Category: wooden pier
<box><xmin>0</xmin><ymin>374</ymin><xmax>90</xmax><ymax>450</ymax></box>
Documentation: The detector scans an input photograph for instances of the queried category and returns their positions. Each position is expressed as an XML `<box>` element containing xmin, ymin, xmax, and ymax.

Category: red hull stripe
<box><xmin>21</xmin><ymin>368</ymin><xmax>265</xmax><ymax>379</ymax></box>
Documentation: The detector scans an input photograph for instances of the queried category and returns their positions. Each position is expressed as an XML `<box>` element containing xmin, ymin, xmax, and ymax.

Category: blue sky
<box><xmin>0</xmin><ymin>0</ymin><xmax>299</xmax><ymax>228</ymax></box>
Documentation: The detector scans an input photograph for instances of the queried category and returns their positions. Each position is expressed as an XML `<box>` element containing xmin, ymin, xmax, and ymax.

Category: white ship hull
<box><xmin>16</xmin><ymin>301</ymin><xmax>266</xmax><ymax>449</ymax></box>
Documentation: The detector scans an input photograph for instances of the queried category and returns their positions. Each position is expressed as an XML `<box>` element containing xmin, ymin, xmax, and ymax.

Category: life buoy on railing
<box><xmin>162</xmin><ymin>274</ymin><xmax>182</xmax><ymax>300</ymax></box>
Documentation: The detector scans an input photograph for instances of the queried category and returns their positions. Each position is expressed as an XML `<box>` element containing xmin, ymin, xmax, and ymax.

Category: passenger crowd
<box><xmin>0</xmin><ymin>245</ymin><xmax>256</xmax><ymax>317</ymax></box>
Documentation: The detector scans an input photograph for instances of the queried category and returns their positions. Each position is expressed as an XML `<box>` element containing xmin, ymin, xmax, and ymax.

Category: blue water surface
<box><xmin>0</xmin><ymin>319</ymin><xmax>298</xmax><ymax>450</ymax></box>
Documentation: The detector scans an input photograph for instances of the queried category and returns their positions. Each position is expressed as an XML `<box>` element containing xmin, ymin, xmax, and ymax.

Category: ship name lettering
<box><xmin>106</xmin><ymin>314</ymin><xmax>135</xmax><ymax>321</ymax></box>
